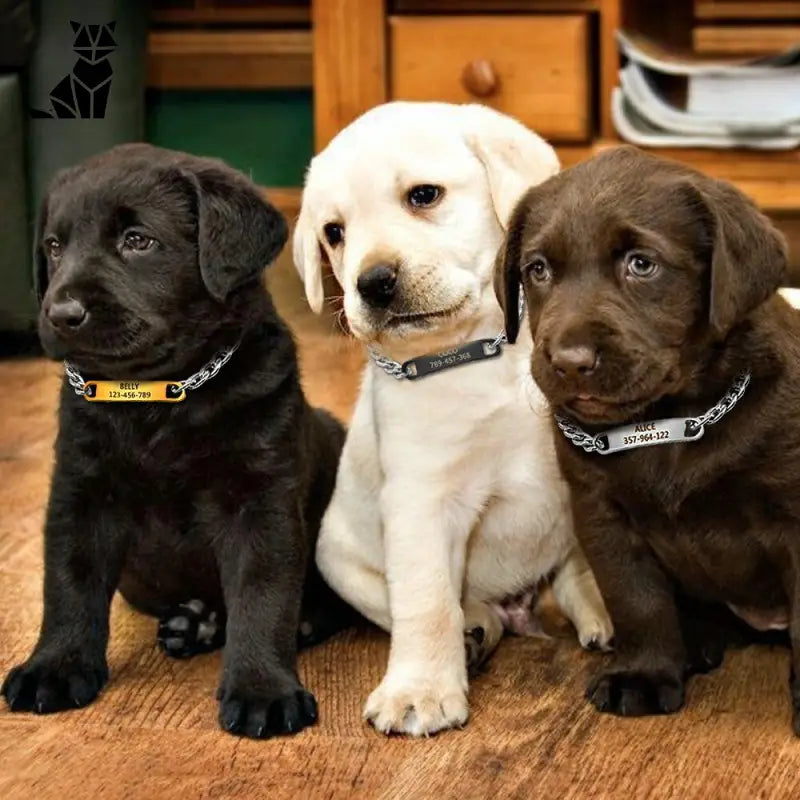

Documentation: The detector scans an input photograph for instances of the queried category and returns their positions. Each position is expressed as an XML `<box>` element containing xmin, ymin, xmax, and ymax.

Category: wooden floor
<box><xmin>2</xmin><ymin>253</ymin><xmax>800</xmax><ymax>799</ymax></box>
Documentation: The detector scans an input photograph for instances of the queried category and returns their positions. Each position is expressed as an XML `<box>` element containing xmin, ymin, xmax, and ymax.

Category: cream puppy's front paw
<box><xmin>363</xmin><ymin>673</ymin><xmax>468</xmax><ymax>736</ymax></box>
<box><xmin>574</xmin><ymin>604</ymin><xmax>614</xmax><ymax>651</ymax></box>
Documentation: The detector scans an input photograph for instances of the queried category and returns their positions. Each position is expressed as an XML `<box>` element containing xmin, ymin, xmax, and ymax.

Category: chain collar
<box><xmin>556</xmin><ymin>372</ymin><xmax>751</xmax><ymax>455</ymax></box>
<box><xmin>369</xmin><ymin>297</ymin><xmax>523</xmax><ymax>381</ymax></box>
<box><xmin>64</xmin><ymin>343</ymin><xmax>240</xmax><ymax>398</ymax></box>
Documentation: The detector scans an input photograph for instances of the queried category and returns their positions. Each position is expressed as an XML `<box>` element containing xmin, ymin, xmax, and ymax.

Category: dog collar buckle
<box><xmin>556</xmin><ymin>372</ymin><xmax>751</xmax><ymax>455</ymax></box>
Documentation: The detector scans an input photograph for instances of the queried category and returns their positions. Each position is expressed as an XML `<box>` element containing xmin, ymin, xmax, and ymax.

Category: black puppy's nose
<box><xmin>549</xmin><ymin>344</ymin><xmax>598</xmax><ymax>378</ymax></box>
<box><xmin>357</xmin><ymin>264</ymin><xmax>398</xmax><ymax>309</ymax></box>
<box><xmin>47</xmin><ymin>298</ymin><xmax>88</xmax><ymax>332</ymax></box>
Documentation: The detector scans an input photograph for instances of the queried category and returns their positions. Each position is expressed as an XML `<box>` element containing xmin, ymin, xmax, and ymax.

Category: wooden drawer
<box><xmin>389</xmin><ymin>15</ymin><xmax>591</xmax><ymax>142</ymax></box>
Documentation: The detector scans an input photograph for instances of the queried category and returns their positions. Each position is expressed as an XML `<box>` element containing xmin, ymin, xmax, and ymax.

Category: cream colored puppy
<box><xmin>294</xmin><ymin>102</ymin><xmax>612</xmax><ymax>736</ymax></box>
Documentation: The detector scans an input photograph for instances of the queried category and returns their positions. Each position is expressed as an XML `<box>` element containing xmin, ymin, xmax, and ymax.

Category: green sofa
<box><xmin>0</xmin><ymin>0</ymin><xmax>146</xmax><ymax>335</ymax></box>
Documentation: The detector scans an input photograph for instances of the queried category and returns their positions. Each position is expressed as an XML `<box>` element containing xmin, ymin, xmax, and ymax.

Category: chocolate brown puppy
<box><xmin>1</xmin><ymin>144</ymin><xmax>351</xmax><ymax>738</ymax></box>
<box><xmin>495</xmin><ymin>146</ymin><xmax>800</xmax><ymax>731</ymax></box>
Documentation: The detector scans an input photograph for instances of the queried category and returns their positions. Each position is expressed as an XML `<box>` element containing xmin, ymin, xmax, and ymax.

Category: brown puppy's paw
<box><xmin>217</xmin><ymin>681</ymin><xmax>318</xmax><ymax>739</ymax></box>
<box><xmin>790</xmin><ymin>671</ymin><xmax>800</xmax><ymax>737</ymax></box>
<box><xmin>2</xmin><ymin>655</ymin><xmax>108</xmax><ymax>713</ymax></box>
<box><xmin>586</xmin><ymin>666</ymin><xmax>684</xmax><ymax>716</ymax></box>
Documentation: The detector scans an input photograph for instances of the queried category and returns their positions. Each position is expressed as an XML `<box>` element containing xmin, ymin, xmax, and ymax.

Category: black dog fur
<box><xmin>1</xmin><ymin>143</ymin><xmax>351</xmax><ymax>738</ymax></box>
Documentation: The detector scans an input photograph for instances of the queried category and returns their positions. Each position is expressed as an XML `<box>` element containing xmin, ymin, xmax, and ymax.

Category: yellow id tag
<box><xmin>82</xmin><ymin>381</ymin><xmax>186</xmax><ymax>403</ymax></box>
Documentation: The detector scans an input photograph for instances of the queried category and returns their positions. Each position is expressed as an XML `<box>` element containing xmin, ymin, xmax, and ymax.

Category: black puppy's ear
<box><xmin>700</xmin><ymin>178</ymin><xmax>787</xmax><ymax>337</ymax></box>
<box><xmin>493</xmin><ymin>195</ymin><xmax>527</xmax><ymax>344</ymax></box>
<box><xmin>33</xmin><ymin>196</ymin><xmax>50</xmax><ymax>305</ymax></box>
<box><xmin>184</xmin><ymin>167</ymin><xmax>288</xmax><ymax>302</ymax></box>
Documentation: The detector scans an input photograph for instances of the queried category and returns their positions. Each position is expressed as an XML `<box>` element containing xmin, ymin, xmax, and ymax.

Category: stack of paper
<box><xmin>613</xmin><ymin>31</ymin><xmax>800</xmax><ymax>149</ymax></box>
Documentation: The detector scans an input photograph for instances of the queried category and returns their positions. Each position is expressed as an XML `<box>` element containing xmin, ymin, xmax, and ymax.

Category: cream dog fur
<box><xmin>294</xmin><ymin>102</ymin><xmax>612</xmax><ymax>736</ymax></box>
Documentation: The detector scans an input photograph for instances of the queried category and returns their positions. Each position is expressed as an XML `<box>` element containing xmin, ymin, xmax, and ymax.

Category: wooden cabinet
<box><xmin>311</xmin><ymin>0</ymin><xmax>800</xmax><ymax>279</ymax></box>
<box><xmin>390</xmin><ymin>15</ymin><xmax>591</xmax><ymax>141</ymax></box>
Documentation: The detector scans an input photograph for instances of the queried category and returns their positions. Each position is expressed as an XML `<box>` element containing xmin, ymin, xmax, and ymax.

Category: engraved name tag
<box><xmin>595</xmin><ymin>417</ymin><xmax>704</xmax><ymax>455</ymax></box>
<box><xmin>82</xmin><ymin>381</ymin><xmax>186</xmax><ymax>403</ymax></box>
<box><xmin>402</xmin><ymin>339</ymin><xmax>503</xmax><ymax>381</ymax></box>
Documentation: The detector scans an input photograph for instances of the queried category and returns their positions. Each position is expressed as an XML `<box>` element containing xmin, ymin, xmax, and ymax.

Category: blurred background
<box><xmin>2</xmin><ymin>0</ymin><xmax>799</xmax><ymax>345</ymax></box>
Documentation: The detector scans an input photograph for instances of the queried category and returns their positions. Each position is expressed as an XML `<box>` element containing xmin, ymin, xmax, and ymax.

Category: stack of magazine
<box><xmin>613</xmin><ymin>30</ymin><xmax>800</xmax><ymax>150</ymax></box>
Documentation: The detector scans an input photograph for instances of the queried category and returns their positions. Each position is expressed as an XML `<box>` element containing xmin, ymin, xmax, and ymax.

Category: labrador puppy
<box><xmin>1</xmin><ymin>144</ymin><xmax>349</xmax><ymax>738</ymax></box>
<box><xmin>294</xmin><ymin>102</ymin><xmax>612</xmax><ymax>736</ymax></box>
<box><xmin>496</xmin><ymin>145</ymin><xmax>800</xmax><ymax>732</ymax></box>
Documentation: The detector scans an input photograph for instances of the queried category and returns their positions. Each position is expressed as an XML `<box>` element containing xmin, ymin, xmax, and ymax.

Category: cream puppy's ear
<box><xmin>461</xmin><ymin>104</ymin><xmax>560</xmax><ymax>229</ymax></box>
<box><xmin>292</xmin><ymin>195</ymin><xmax>325</xmax><ymax>314</ymax></box>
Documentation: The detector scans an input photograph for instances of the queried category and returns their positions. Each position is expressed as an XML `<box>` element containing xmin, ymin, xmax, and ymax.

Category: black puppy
<box><xmin>2</xmin><ymin>144</ymin><xmax>350</xmax><ymax>738</ymax></box>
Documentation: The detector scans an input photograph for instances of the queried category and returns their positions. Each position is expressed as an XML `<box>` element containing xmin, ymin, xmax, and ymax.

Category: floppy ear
<box><xmin>493</xmin><ymin>195</ymin><xmax>528</xmax><ymax>344</ymax></box>
<box><xmin>292</xmin><ymin>193</ymin><xmax>325</xmax><ymax>314</ymax></box>
<box><xmin>462</xmin><ymin>104</ymin><xmax>560</xmax><ymax>229</ymax></box>
<box><xmin>185</xmin><ymin>167</ymin><xmax>288</xmax><ymax>302</ymax></box>
<box><xmin>700</xmin><ymin>178</ymin><xmax>787</xmax><ymax>337</ymax></box>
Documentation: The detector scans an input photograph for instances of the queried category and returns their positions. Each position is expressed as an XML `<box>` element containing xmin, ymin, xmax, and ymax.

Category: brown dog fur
<box><xmin>496</xmin><ymin>146</ymin><xmax>800</xmax><ymax>732</ymax></box>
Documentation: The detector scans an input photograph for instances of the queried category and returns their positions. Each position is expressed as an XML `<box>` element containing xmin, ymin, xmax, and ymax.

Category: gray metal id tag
<box><xmin>595</xmin><ymin>417</ymin><xmax>704</xmax><ymax>455</ymax></box>
<box><xmin>402</xmin><ymin>338</ymin><xmax>503</xmax><ymax>380</ymax></box>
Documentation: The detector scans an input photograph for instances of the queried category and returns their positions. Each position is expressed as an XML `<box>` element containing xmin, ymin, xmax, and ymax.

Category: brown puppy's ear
<box><xmin>493</xmin><ymin>197</ymin><xmax>527</xmax><ymax>344</ymax></box>
<box><xmin>184</xmin><ymin>167</ymin><xmax>288</xmax><ymax>302</ymax></box>
<box><xmin>701</xmin><ymin>178</ymin><xmax>787</xmax><ymax>337</ymax></box>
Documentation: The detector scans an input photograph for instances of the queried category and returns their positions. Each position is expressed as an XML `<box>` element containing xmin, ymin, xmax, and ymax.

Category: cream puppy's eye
<box><xmin>406</xmin><ymin>185</ymin><xmax>443</xmax><ymax>209</ymax></box>
<box><xmin>323</xmin><ymin>222</ymin><xmax>344</xmax><ymax>246</ymax></box>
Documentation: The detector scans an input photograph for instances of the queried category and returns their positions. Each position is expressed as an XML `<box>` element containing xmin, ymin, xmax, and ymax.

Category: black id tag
<box><xmin>402</xmin><ymin>338</ymin><xmax>503</xmax><ymax>380</ymax></box>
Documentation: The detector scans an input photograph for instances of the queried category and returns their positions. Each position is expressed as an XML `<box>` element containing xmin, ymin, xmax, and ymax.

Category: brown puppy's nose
<box><xmin>357</xmin><ymin>264</ymin><xmax>397</xmax><ymax>309</ymax></box>
<box><xmin>549</xmin><ymin>344</ymin><xmax>598</xmax><ymax>378</ymax></box>
<box><xmin>47</xmin><ymin>298</ymin><xmax>88</xmax><ymax>332</ymax></box>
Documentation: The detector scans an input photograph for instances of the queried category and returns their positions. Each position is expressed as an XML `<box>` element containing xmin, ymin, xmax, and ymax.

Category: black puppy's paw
<box><xmin>586</xmin><ymin>665</ymin><xmax>685</xmax><ymax>717</ymax></box>
<box><xmin>158</xmin><ymin>599</ymin><xmax>225</xmax><ymax>659</ymax></box>
<box><xmin>2</xmin><ymin>655</ymin><xmax>108</xmax><ymax>713</ymax></box>
<box><xmin>217</xmin><ymin>682</ymin><xmax>318</xmax><ymax>739</ymax></box>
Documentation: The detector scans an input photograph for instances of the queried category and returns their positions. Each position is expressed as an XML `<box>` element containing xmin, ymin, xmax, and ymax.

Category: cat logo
<box><xmin>31</xmin><ymin>21</ymin><xmax>117</xmax><ymax>119</ymax></box>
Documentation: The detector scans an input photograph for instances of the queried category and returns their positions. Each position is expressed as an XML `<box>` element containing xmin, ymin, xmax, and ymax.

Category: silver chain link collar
<box><xmin>556</xmin><ymin>372</ymin><xmax>751</xmax><ymax>455</ymax></box>
<box><xmin>64</xmin><ymin>343</ymin><xmax>241</xmax><ymax>398</ymax></box>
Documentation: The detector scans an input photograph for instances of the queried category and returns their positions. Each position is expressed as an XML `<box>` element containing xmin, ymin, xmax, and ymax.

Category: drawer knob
<box><xmin>461</xmin><ymin>60</ymin><xmax>498</xmax><ymax>98</ymax></box>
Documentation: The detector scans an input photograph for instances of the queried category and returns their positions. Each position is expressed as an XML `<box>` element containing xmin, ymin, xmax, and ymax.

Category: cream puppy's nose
<box><xmin>357</xmin><ymin>264</ymin><xmax>398</xmax><ymax>309</ymax></box>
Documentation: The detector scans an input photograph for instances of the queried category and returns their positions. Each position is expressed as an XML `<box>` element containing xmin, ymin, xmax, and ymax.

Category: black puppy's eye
<box><xmin>407</xmin><ymin>184</ymin><xmax>443</xmax><ymax>209</ymax></box>
<box><xmin>525</xmin><ymin>256</ymin><xmax>552</xmax><ymax>283</ymax></box>
<box><xmin>323</xmin><ymin>223</ymin><xmax>344</xmax><ymax>247</ymax></box>
<box><xmin>44</xmin><ymin>236</ymin><xmax>62</xmax><ymax>260</ymax></box>
<box><xmin>625</xmin><ymin>252</ymin><xmax>659</xmax><ymax>279</ymax></box>
<box><xmin>122</xmin><ymin>231</ymin><xmax>156</xmax><ymax>252</ymax></box>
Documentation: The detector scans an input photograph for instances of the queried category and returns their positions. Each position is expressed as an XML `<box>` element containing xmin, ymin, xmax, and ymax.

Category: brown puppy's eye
<box><xmin>625</xmin><ymin>252</ymin><xmax>658</xmax><ymax>279</ymax></box>
<box><xmin>323</xmin><ymin>223</ymin><xmax>344</xmax><ymax>247</ymax></box>
<box><xmin>526</xmin><ymin>256</ymin><xmax>552</xmax><ymax>283</ymax></box>
<box><xmin>44</xmin><ymin>236</ymin><xmax>62</xmax><ymax>261</ymax></box>
<box><xmin>407</xmin><ymin>184</ymin><xmax>443</xmax><ymax>209</ymax></box>
<box><xmin>123</xmin><ymin>231</ymin><xmax>156</xmax><ymax>252</ymax></box>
